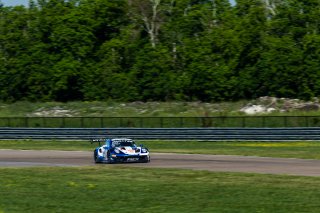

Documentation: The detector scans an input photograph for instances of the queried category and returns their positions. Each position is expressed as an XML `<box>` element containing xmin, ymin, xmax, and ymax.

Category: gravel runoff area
<box><xmin>1</xmin><ymin>150</ymin><xmax>320</xmax><ymax>177</ymax></box>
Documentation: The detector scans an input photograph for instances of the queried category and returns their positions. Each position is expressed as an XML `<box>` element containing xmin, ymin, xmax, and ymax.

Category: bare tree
<box><xmin>261</xmin><ymin>0</ymin><xmax>285</xmax><ymax>17</ymax></box>
<box><xmin>129</xmin><ymin>0</ymin><xmax>162</xmax><ymax>48</ymax></box>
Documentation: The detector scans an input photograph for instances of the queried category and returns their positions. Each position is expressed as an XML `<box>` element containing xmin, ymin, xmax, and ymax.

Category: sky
<box><xmin>2</xmin><ymin>0</ymin><xmax>29</xmax><ymax>7</ymax></box>
<box><xmin>2</xmin><ymin>0</ymin><xmax>236</xmax><ymax>7</ymax></box>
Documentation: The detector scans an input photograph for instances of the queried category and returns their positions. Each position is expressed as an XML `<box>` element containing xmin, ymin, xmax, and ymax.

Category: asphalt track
<box><xmin>1</xmin><ymin>150</ymin><xmax>320</xmax><ymax>177</ymax></box>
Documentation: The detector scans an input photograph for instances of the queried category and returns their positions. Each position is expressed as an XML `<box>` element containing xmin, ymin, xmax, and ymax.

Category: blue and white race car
<box><xmin>92</xmin><ymin>138</ymin><xmax>150</xmax><ymax>163</ymax></box>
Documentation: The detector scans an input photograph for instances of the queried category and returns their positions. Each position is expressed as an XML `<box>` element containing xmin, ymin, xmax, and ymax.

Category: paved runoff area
<box><xmin>1</xmin><ymin>150</ymin><xmax>320</xmax><ymax>177</ymax></box>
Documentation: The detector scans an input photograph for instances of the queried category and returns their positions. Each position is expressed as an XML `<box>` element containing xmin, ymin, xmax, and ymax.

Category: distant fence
<box><xmin>0</xmin><ymin>116</ymin><xmax>320</xmax><ymax>128</ymax></box>
<box><xmin>1</xmin><ymin>127</ymin><xmax>320</xmax><ymax>141</ymax></box>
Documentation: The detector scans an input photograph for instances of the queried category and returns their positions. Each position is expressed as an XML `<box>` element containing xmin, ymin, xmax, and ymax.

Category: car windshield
<box><xmin>119</xmin><ymin>142</ymin><xmax>134</xmax><ymax>147</ymax></box>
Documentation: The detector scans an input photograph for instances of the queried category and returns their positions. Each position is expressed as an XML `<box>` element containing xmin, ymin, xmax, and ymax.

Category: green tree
<box><xmin>0</xmin><ymin>5</ymin><xmax>31</xmax><ymax>101</ymax></box>
<box><xmin>130</xmin><ymin>45</ymin><xmax>176</xmax><ymax>101</ymax></box>
<box><xmin>231</xmin><ymin>0</ymin><xmax>268</xmax><ymax>99</ymax></box>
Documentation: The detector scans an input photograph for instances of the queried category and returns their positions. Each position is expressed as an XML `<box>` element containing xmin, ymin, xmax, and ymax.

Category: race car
<box><xmin>92</xmin><ymin>138</ymin><xmax>150</xmax><ymax>163</ymax></box>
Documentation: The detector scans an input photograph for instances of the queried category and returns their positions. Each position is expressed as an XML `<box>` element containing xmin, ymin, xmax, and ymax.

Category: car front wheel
<box><xmin>94</xmin><ymin>151</ymin><xmax>100</xmax><ymax>163</ymax></box>
<box><xmin>141</xmin><ymin>155</ymin><xmax>150</xmax><ymax>163</ymax></box>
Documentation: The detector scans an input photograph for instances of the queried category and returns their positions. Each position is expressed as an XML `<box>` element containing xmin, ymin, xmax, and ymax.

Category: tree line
<box><xmin>1</xmin><ymin>0</ymin><xmax>320</xmax><ymax>102</ymax></box>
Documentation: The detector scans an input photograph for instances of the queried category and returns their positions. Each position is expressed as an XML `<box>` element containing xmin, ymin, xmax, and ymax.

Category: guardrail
<box><xmin>1</xmin><ymin>127</ymin><xmax>320</xmax><ymax>141</ymax></box>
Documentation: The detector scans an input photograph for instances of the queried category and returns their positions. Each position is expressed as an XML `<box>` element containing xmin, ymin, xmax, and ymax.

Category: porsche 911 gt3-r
<box><xmin>92</xmin><ymin>138</ymin><xmax>150</xmax><ymax>163</ymax></box>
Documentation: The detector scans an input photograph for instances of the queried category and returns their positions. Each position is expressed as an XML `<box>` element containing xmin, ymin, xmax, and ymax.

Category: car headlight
<box><xmin>141</xmin><ymin>148</ymin><xmax>148</xmax><ymax>153</ymax></box>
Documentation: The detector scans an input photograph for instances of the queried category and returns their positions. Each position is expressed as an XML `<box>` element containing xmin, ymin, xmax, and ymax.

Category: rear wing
<box><xmin>90</xmin><ymin>138</ymin><xmax>106</xmax><ymax>146</ymax></box>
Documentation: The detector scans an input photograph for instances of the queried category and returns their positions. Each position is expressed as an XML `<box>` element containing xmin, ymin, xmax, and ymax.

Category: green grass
<box><xmin>2</xmin><ymin>140</ymin><xmax>320</xmax><ymax>159</ymax></box>
<box><xmin>0</xmin><ymin>101</ymin><xmax>242</xmax><ymax>117</ymax></box>
<box><xmin>1</xmin><ymin>167</ymin><xmax>320</xmax><ymax>213</ymax></box>
<box><xmin>1</xmin><ymin>140</ymin><xmax>320</xmax><ymax>212</ymax></box>
<box><xmin>1</xmin><ymin>100</ymin><xmax>320</xmax><ymax>117</ymax></box>
<box><xmin>0</xmin><ymin>140</ymin><xmax>94</xmax><ymax>151</ymax></box>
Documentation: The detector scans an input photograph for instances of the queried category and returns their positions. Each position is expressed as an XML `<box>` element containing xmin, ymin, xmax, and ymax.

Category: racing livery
<box><xmin>92</xmin><ymin>138</ymin><xmax>150</xmax><ymax>163</ymax></box>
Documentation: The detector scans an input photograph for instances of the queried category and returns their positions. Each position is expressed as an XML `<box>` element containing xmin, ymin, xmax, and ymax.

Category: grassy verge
<box><xmin>1</xmin><ymin>167</ymin><xmax>320</xmax><ymax>213</ymax></box>
<box><xmin>0</xmin><ymin>140</ymin><xmax>94</xmax><ymax>151</ymax></box>
<box><xmin>1</xmin><ymin>100</ymin><xmax>320</xmax><ymax>117</ymax></box>
<box><xmin>2</xmin><ymin>140</ymin><xmax>320</xmax><ymax>159</ymax></box>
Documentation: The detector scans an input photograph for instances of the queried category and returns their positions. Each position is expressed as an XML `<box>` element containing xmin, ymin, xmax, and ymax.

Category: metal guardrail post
<box><xmin>284</xmin><ymin>117</ymin><xmax>287</xmax><ymax>127</ymax></box>
<box><xmin>80</xmin><ymin>117</ymin><xmax>84</xmax><ymax>128</ymax></box>
<box><xmin>25</xmin><ymin>117</ymin><xmax>28</xmax><ymax>127</ymax></box>
<box><xmin>100</xmin><ymin>117</ymin><xmax>103</xmax><ymax>128</ymax></box>
<box><xmin>242</xmin><ymin>117</ymin><xmax>245</xmax><ymax>127</ymax></box>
